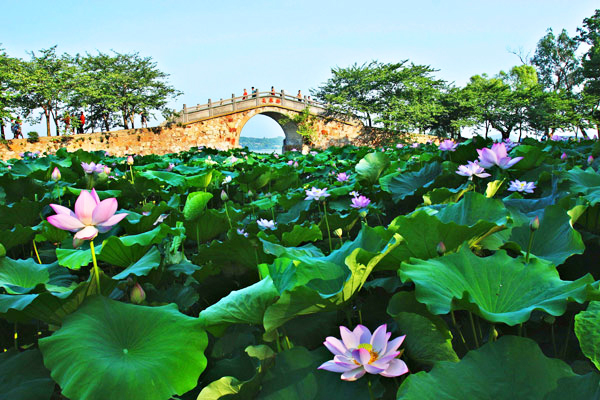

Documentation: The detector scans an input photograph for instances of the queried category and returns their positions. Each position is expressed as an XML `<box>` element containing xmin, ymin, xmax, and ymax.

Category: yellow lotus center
<box><xmin>356</xmin><ymin>343</ymin><xmax>379</xmax><ymax>364</ymax></box>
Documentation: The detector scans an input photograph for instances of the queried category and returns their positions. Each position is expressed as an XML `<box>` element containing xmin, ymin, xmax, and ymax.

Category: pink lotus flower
<box><xmin>350</xmin><ymin>195</ymin><xmax>371</xmax><ymax>209</ymax></box>
<box><xmin>560</xmin><ymin>153</ymin><xmax>567</xmax><ymax>160</ymax></box>
<box><xmin>318</xmin><ymin>324</ymin><xmax>408</xmax><ymax>381</ymax></box>
<box><xmin>456</xmin><ymin>161</ymin><xmax>491</xmax><ymax>179</ymax></box>
<box><xmin>396</xmin><ymin>143</ymin><xmax>404</xmax><ymax>149</ymax></box>
<box><xmin>411</xmin><ymin>143</ymin><xmax>419</xmax><ymax>148</ymax></box>
<box><xmin>51</xmin><ymin>167</ymin><xmax>61</xmax><ymax>181</ymax></box>
<box><xmin>47</xmin><ymin>189</ymin><xmax>127</xmax><ymax>245</ymax></box>
<box><xmin>166</xmin><ymin>163</ymin><xmax>175</xmax><ymax>172</ymax></box>
<box><xmin>476</xmin><ymin>143</ymin><xmax>523</xmax><ymax>169</ymax></box>
<box><xmin>588</xmin><ymin>155</ymin><xmax>594</xmax><ymax>165</ymax></box>
<box><xmin>507</xmin><ymin>180</ymin><xmax>536</xmax><ymax>193</ymax></box>
<box><xmin>81</xmin><ymin>162</ymin><xmax>106</xmax><ymax>174</ymax></box>
<box><xmin>127</xmin><ymin>155</ymin><xmax>134</xmax><ymax>165</ymax></box>
<box><xmin>336</xmin><ymin>172</ymin><xmax>349</xmax><ymax>182</ymax></box>
<box><xmin>439</xmin><ymin>139</ymin><xmax>458</xmax><ymax>152</ymax></box>
<box><xmin>305</xmin><ymin>187</ymin><xmax>330</xmax><ymax>201</ymax></box>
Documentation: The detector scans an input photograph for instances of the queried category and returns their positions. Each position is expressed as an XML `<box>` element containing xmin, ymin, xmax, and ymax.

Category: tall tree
<box><xmin>0</xmin><ymin>48</ymin><xmax>23</xmax><ymax>139</ymax></box>
<box><xmin>578</xmin><ymin>9</ymin><xmax>600</xmax><ymax>135</ymax></box>
<box><xmin>531</xmin><ymin>28</ymin><xmax>581</xmax><ymax>92</ymax></box>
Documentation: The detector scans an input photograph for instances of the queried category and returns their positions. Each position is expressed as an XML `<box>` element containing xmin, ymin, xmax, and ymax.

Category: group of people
<box><xmin>240</xmin><ymin>87</ymin><xmax>313</xmax><ymax>103</ymax></box>
<box><xmin>59</xmin><ymin>111</ymin><xmax>86</xmax><ymax>135</ymax></box>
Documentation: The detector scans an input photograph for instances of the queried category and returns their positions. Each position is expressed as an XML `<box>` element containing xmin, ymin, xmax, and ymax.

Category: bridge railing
<box><xmin>176</xmin><ymin>90</ymin><xmax>327</xmax><ymax>123</ymax></box>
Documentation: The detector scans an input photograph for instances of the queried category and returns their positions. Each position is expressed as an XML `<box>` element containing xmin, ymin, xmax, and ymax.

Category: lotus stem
<box><xmin>551</xmin><ymin>323</ymin><xmax>557</xmax><ymax>357</ymax></box>
<box><xmin>451</xmin><ymin>310</ymin><xmax>469</xmax><ymax>352</ymax></box>
<box><xmin>224</xmin><ymin>202</ymin><xmax>233</xmax><ymax>229</ymax></box>
<box><xmin>322</xmin><ymin>201</ymin><xmax>333</xmax><ymax>253</ymax></box>
<box><xmin>89</xmin><ymin>240</ymin><xmax>101</xmax><ymax>292</ymax></box>
<box><xmin>468</xmin><ymin>312</ymin><xmax>479</xmax><ymax>348</ymax></box>
<box><xmin>129</xmin><ymin>165</ymin><xmax>135</xmax><ymax>184</ymax></box>
<box><xmin>32</xmin><ymin>240</ymin><xmax>42</xmax><ymax>264</ymax></box>
<box><xmin>525</xmin><ymin>230</ymin><xmax>535</xmax><ymax>263</ymax></box>
<box><xmin>368</xmin><ymin>378</ymin><xmax>375</xmax><ymax>400</ymax></box>
<box><xmin>562</xmin><ymin>315</ymin><xmax>573</xmax><ymax>359</ymax></box>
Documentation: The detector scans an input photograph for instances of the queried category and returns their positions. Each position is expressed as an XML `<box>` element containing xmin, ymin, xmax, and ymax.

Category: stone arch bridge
<box><xmin>172</xmin><ymin>90</ymin><xmax>364</xmax><ymax>151</ymax></box>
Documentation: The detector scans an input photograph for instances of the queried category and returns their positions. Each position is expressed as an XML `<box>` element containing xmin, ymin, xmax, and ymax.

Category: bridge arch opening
<box><xmin>239</xmin><ymin>112</ymin><xmax>302</xmax><ymax>153</ymax></box>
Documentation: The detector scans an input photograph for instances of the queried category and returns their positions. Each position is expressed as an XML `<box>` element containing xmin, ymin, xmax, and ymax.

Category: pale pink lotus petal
<box><xmin>332</xmin><ymin>355</ymin><xmax>357</xmax><ymax>369</ymax></box>
<box><xmin>92</xmin><ymin>198</ymin><xmax>118</xmax><ymax>224</ymax></box>
<box><xmin>74</xmin><ymin>190</ymin><xmax>96</xmax><ymax>225</ymax></box>
<box><xmin>340</xmin><ymin>326</ymin><xmax>359</xmax><ymax>349</ymax></box>
<box><xmin>370</xmin><ymin>352</ymin><xmax>401</xmax><ymax>369</ymax></box>
<box><xmin>324</xmin><ymin>337</ymin><xmax>348</xmax><ymax>356</ymax></box>
<box><xmin>318</xmin><ymin>360</ymin><xmax>354</xmax><ymax>373</ymax></box>
<box><xmin>363</xmin><ymin>363</ymin><xmax>386</xmax><ymax>374</ymax></box>
<box><xmin>500</xmin><ymin>156</ymin><xmax>523</xmax><ymax>169</ymax></box>
<box><xmin>74</xmin><ymin>225</ymin><xmax>99</xmax><ymax>241</ymax></box>
<box><xmin>383</xmin><ymin>335</ymin><xmax>406</xmax><ymax>355</ymax></box>
<box><xmin>341</xmin><ymin>367</ymin><xmax>366</xmax><ymax>381</ymax></box>
<box><xmin>379</xmin><ymin>358</ymin><xmax>409</xmax><ymax>378</ymax></box>
<box><xmin>91</xmin><ymin>188</ymin><xmax>101</xmax><ymax>205</ymax></box>
<box><xmin>478</xmin><ymin>148</ymin><xmax>498</xmax><ymax>168</ymax></box>
<box><xmin>492</xmin><ymin>143</ymin><xmax>508</xmax><ymax>158</ymax></box>
<box><xmin>370</xmin><ymin>324</ymin><xmax>388</xmax><ymax>354</ymax></box>
<box><xmin>96</xmin><ymin>213</ymin><xmax>128</xmax><ymax>230</ymax></box>
<box><xmin>47</xmin><ymin>214</ymin><xmax>85</xmax><ymax>231</ymax></box>
<box><xmin>50</xmin><ymin>204</ymin><xmax>76</xmax><ymax>216</ymax></box>
<box><xmin>353</xmin><ymin>348</ymin><xmax>371</xmax><ymax>365</ymax></box>
<box><xmin>353</xmin><ymin>325</ymin><xmax>372</xmax><ymax>344</ymax></box>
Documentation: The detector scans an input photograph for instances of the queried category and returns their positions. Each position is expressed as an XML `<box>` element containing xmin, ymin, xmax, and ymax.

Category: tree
<box><xmin>0</xmin><ymin>48</ymin><xmax>23</xmax><ymax>139</ymax></box>
<box><xmin>17</xmin><ymin>47</ymin><xmax>77</xmax><ymax>136</ymax></box>
<box><xmin>577</xmin><ymin>9</ymin><xmax>600</xmax><ymax>135</ymax></box>
<box><xmin>74</xmin><ymin>51</ymin><xmax>182</xmax><ymax>131</ymax></box>
<box><xmin>531</xmin><ymin>28</ymin><xmax>581</xmax><ymax>92</ymax></box>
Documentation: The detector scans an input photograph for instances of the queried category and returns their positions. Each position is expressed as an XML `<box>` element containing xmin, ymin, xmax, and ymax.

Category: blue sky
<box><xmin>2</xmin><ymin>0</ymin><xmax>598</xmax><ymax>139</ymax></box>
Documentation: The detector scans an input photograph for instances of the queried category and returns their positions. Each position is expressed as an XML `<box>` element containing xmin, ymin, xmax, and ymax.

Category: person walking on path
<box><xmin>78</xmin><ymin>112</ymin><xmax>85</xmax><ymax>134</ymax></box>
<box><xmin>11</xmin><ymin>118</ymin><xmax>23</xmax><ymax>139</ymax></box>
<box><xmin>140</xmin><ymin>111</ymin><xmax>148</xmax><ymax>128</ymax></box>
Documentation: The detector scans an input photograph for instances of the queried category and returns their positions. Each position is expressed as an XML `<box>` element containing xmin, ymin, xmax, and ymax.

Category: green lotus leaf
<box><xmin>380</xmin><ymin>162</ymin><xmax>443</xmax><ymax>202</ymax></box>
<box><xmin>138</xmin><ymin>170</ymin><xmax>187</xmax><ymax>187</ymax></box>
<box><xmin>509</xmin><ymin>204</ymin><xmax>585</xmax><ymax>266</ymax></box>
<box><xmin>575</xmin><ymin>301</ymin><xmax>600</xmax><ymax>370</ymax></box>
<box><xmin>199</xmin><ymin>277</ymin><xmax>280</xmax><ymax>333</ymax></box>
<box><xmin>0</xmin><ymin>257</ymin><xmax>52</xmax><ymax>294</ymax></box>
<box><xmin>35</xmin><ymin>220</ymin><xmax>69</xmax><ymax>244</ymax></box>
<box><xmin>433</xmin><ymin>191</ymin><xmax>510</xmax><ymax>227</ymax></box>
<box><xmin>387</xmin><ymin>292</ymin><xmax>458</xmax><ymax>365</ymax></box>
<box><xmin>0</xmin><ymin>224</ymin><xmax>36</xmax><ymax>251</ymax></box>
<box><xmin>66</xmin><ymin>187</ymin><xmax>122</xmax><ymax>199</ymax></box>
<box><xmin>39</xmin><ymin>296</ymin><xmax>208</xmax><ymax>400</ymax></box>
<box><xmin>355</xmin><ymin>152</ymin><xmax>389</xmax><ymax>184</ymax></box>
<box><xmin>196</xmin><ymin>233</ymin><xmax>271</xmax><ymax>272</ymax></box>
<box><xmin>257</xmin><ymin>347</ymin><xmax>371</xmax><ymax>400</ymax></box>
<box><xmin>56</xmin><ymin>248</ymin><xmax>94</xmax><ymax>270</ymax></box>
<box><xmin>396</xmin><ymin>336</ymin><xmax>581</xmax><ymax>399</ymax></box>
<box><xmin>111</xmin><ymin>246</ymin><xmax>162</xmax><ymax>280</ymax></box>
<box><xmin>186</xmin><ymin>170</ymin><xmax>213</xmax><ymax>189</ymax></box>
<box><xmin>544</xmin><ymin>373</ymin><xmax>600</xmax><ymax>400</ymax></box>
<box><xmin>511</xmin><ymin>144</ymin><xmax>545</xmax><ymax>170</ymax></box>
<box><xmin>184</xmin><ymin>191</ymin><xmax>214</xmax><ymax>221</ymax></box>
<box><xmin>281</xmin><ymin>224</ymin><xmax>323</xmax><ymax>247</ymax></box>
<box><xmin>0</xmin><ymin>243</ymin><xmax>5</xmax><ymax>257</ymax></box>
<box><xmin>0</xmin><ymin>349</ymin><xmax>54</xmax><ymax>400</ymax></box>
<box><xmin>0</xmin><ymin>198</ymin><xmax>42</xmax><ymax>230</ymax></box>
<box><xmin>565</xmin><ymin>167</ymin><xmax>600</xmax><ymax>206</ymax></box>
<box><xmin>400</xmin><ymin>247</ymin><xmax>597</xmax><ymax>325</ymax></box>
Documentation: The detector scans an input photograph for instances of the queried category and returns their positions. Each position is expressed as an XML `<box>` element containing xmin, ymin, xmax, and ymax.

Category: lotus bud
<box><xmin>130</xmin><ymin>283</ymin><xmax>146</xmax><ymax>304</ymax></box>
<box><xmin>530</xmin><ymin>216</ymin><xmax>540</xmax><ymax>231</ymax></box>
<box><xmin>560</xmin><ymin>153</ymin><xmax>567</xmax><ymax>160</ymax></box>
<box><xmin>247</xmin><ymin>190</ymin><xmax>253</xmax><ymax>197</ymax></box>
<box><xmin>221</xmin><ymin>190</ymin><xmax>228</xmax><ymax>201</ymax></box>
<box><xmin>333</xmin><ymin>228</ymin><xmax>343</xmax><ymax>238</ymax></box>
<box><xmin>436</xmin><ymin>241</ymin><xmax>446</xmax><ymax>256</ymax></box>
<box><xmin>51</xmin><ymin>167</ymin><xmax>61</xmax><ymax>181</ymax></box>
<box><xmin>127</xmin><ymin>155</ymin><xmax>134</xmax><ymax>165</ymax></box>
<box><xmin>588</xmin><ymin>155</ymin><xmax>594</xmax><ymax>165</ymax></box>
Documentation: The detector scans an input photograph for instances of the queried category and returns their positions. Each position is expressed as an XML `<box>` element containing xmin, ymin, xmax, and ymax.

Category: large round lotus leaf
<box><xmin>400</xmin><ymin>247</ymin><xmax>596</xmax><ymax>325</ymax></box>
<box><xmin>565</xmin><ymin>167</ymin><xmax>600</xmax><ymax>206</ymax></box>
<box><xmin>575</xmin><ymin>301</ymin><xmax>600</xmax><ymax>370</ymax></box>
<box><xmin>0</xmin><ymin>257</ymin><xmax>58</xmax><ymax>294</ymax></box>
<box><xmin>380</xmin><ymin>162</ymin><xmax>443</xmax><ymax>202</ymax></box>
<box><xmin>355</xmin><ymin>152</ymin><xmax>389</xmax><ymax>184</ymax></box>
<box><xmin>39</xmin><ymin>296</ymin><xmax>208</xmax><ymax>400</ymax></box>
<box><xmin>397</xmin><ymin>336</ymin><xmax>579</xmax><ymax>400</ymax></box>
<box><xmin>0</xmin><ymin>349</ymin><xmax>55</xmax><ymax>400</ymax></box>
<box><xmin>183</xmin><ymin>191</ymin><xmax>214</xmax><ymax>221</ymax></box>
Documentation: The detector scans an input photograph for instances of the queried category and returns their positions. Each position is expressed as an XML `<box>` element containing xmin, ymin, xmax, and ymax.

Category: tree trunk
<box><xmin>484</xmin><ymin>121</ymin><xmax>490</xmax><ymax>140</ymax></box>
<box><xmin>103</xmin><ymin>116</ymin><xmax>110</xmax><ymax>132</ymax></box>
<box><xmin>122</xmin><ymin>111</ymin><xmax>129</xmax><ymax>130</ymax></box>
<box><xmin>43</xmin><ymin>106</ymin><xmax>52</xmax><ymax>137</ymax></box>
<box><xmin>0</xmin><ymin>121</ymin><xmax>4</xmax><ymax>139</ymax></box>
<box><xmin>366</xmin><ymin>112</ymin><xmax>372</xmax><ymax>128</ymax></box>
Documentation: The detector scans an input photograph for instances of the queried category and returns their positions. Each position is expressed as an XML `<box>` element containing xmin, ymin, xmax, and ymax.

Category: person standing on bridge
<box><xmin>251</xmin><ymin>87</ymin><xmax>257</xmax><ymax>98</ymax></box>
<box><xmin>243</xmin><ymin>88</ymin><xmax>248</xmax><ymax>100</ymax></box>
<box><xmin>271</xmin><ymin>86</ymin><xmax>276</xmax><ymax>96</ymax></box>
<box><xmin>297</xmin><ymin>90</ymin><xmax>303</xmax><ymax>102</ymax></box>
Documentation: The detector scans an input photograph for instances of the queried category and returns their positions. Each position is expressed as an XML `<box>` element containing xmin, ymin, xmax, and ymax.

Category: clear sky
<box><xmin>1</xmin><ymin>0</ymin><xmax>598</xmax><ymax>139</ymax></box>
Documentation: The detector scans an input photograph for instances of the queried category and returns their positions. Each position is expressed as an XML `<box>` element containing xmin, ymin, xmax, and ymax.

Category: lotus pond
<box><xmin>1</xmin><ymin>136</ymin><xmax>600</xmax><ymax>399</ymax></box>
